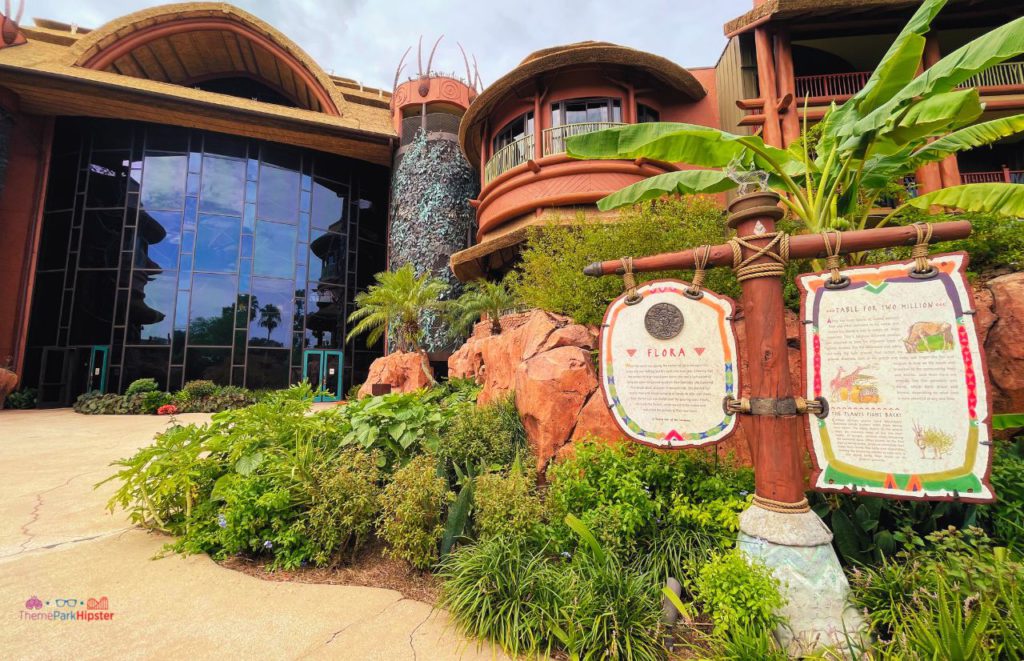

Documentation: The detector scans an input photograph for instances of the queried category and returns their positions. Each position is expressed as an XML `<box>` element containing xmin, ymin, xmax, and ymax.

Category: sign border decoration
<box><xmin>797</xmin><ymin>252</ymin><xmax>994</xmax><ymax>502</ymax></box>
<box><xmin>599</xmin><ymin>278</ymin><xmax>741</xmax><ymax>449</ymax></box>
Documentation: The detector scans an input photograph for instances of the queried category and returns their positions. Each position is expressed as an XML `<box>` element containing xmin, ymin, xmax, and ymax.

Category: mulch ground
<box><xmin>218</xmin><ymin>541</ymin><xmax>440</xmax><ymax>604</ymax></box>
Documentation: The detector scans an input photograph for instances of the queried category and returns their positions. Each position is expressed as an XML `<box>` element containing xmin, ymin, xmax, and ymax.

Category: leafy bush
<box><xmin>74</xmin><ymin>391</ymin><xmax>124</xmax><ymax>414</ymax></box>
<box><xmin>512</xmin><ymin>197</ymin><xmax>736</xmax><ymax>326</ymax></box>
<box><xmin>435</xmin><ymin>395</ymin><xmax>528</xmax><ymax>477</ymax></box>
<box><xmin>304</xmin><ymin>449</ymin><xmax>383</xmax><ymax>565</ymax></box>
<box><xmin>694</xmin><ymin>550</ymin><xmax>784</xmax><ymax>639</ymax></box>
<box><xmin>378</xmin><ymin>455</ymin><xmax>451</xmax><ymax>569</ymax></box>
<box><xmin>181</xmin><ymin>379</ymin><xmax>217</xmax><ymax>398</ymax></box>
<box><xmin>473</xmin><ymin>468</ymin><xmax>544</xmax><ymax>541</ymax></box>
<box><xmin>125</xmin><ymin>378</ymin><xmax>160</xmax><ymax>396</ymax></box>
<box><xmin>981</xmin><ymin>439</ymin><xmax>1024</xmax><ymax>552</ymax></box>
<box><xmin>337</xmin><ymin>390</ymin><xmax>453</xmax><ymax>470</ymax></box>
<box><xmin>4</xmin><ymin>387</ymin><xmax>37</xmax><ymax>409</ymax></box>
<box><xmin>141</xmin><ymin>391</ymin><xmax>172</xmax><ymax>414</ymax></box>
<box><xmin>440</xmin><ymin>535</ymin><xmax>560</xmax><ymax>656</ymax></box>
<box><xmin>546</xmin><ymin>441</ymin><xmax>752</xmax><ymax>564</ymax></box>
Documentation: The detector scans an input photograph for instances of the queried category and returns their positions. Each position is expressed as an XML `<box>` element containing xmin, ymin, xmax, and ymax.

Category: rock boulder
<box><xmin>357</xmin><ymin>351</ymin><xmax>434</xmax><ymax>398</ymax></box>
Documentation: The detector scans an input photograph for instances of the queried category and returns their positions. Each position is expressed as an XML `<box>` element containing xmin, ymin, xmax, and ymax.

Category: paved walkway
<box><xmin>0</xmin><ymin>409</ymin><xmax>509</xmax><ymax>660</ymax></box>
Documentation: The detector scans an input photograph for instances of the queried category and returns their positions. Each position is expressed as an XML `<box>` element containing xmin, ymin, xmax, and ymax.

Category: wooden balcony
<box><xmin>541</xmin><ymin>122</ymin><xmax>625</xmax><ymax>157</ymax></box>
<box><xmin>961</xmin><ymin>168</ymin><xmax>1024</xmax><ymax>184</ymax></box>
<box><xmin>482</xmin><ymin>122</ymin><xmax>626</xmax><ymax>184</ymax></box>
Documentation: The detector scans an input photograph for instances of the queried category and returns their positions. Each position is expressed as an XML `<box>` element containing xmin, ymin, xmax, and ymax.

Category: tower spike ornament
<box><xmin>1</xmin><ymin>0</ymin><xmax>25</xmax><ymax>47</ymax></box>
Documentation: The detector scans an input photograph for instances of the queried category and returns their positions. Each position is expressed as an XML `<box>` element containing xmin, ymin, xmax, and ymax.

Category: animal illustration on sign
<box><xmin>829</xmin><ymin>366</ymin><xmax>880</xmax><ymax>403</ymax></box>
<box><xmin>903</xmin><ymin>321</ymin><xmax>955</xmax><ymax>352</ymax></box>
<box><xmin>912</xmin><ymin>421</ymin><xmax>954</xmax><ymax>460</ymax></box>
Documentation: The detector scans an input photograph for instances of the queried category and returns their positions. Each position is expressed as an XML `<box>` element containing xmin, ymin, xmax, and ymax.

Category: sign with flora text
<box><xmin>600</xmin><ymin>279</ymin><xmax>740</xmax><ymax>448</ymax></box>
<box><xmin>798</xmin><ymin>253</ymin><xmax>994</xmax><ymax>501</ymax></box>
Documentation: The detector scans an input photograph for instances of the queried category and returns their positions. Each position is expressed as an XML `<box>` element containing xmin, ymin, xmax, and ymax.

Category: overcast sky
<box><xmin>27</xmin><ymin>0</ymin><xmax>753</xmax><ymax>90</ymax></box>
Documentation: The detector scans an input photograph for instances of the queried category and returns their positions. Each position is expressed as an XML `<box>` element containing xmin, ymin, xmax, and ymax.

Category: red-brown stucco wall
<box><xmin>0</xmin><ymin>99</ymin><xmax>51</xmax><ymax>375</ymax></box>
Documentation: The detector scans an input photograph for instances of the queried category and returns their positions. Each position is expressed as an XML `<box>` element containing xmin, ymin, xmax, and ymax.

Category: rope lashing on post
<box><xmin>820</xmin><ymin>230</ymin><xmax>849</xmax><ymax>289</ymax></box>
<box><xmin>685</xmin><ymin>245</ymin><xmax>712</xmax><ymax>299</ymax></box>
<box><xmin>727</xmin><ymin>232</ymin><xmax>790</xmax><ymax>282</ymax></box>
<box><xmin>753</xmin><ymin>494</ymin><xmax>811</xmax><ymax>514</ymax></box>
<box><xmin>621</xmin><ymin>257</ymin><xmax>642</xmax><ymax>305</ymax></box>
<box><xmin>910</xmin><ymin>223</ymin><xmax>936</xmax><ymax>277</ymax></box>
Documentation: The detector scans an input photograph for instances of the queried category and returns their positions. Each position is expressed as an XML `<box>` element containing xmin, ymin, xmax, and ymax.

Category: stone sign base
<box><xmin>738</xmin><ymin>507</ymin><xmax>867</xmax><ymax>655</ymax></box>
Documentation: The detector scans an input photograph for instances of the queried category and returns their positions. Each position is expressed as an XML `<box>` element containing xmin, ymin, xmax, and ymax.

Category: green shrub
<box><xmin>337</xmin><ymin>390</ymin><xmax>455</xmax><ymax>470</ymax></box>
<box><xmin>125</xmin><ymin>378</ymin><xmax>160</xmax><ymax>396</ymax></box>
<box><xmin>141</xmin><ymin>390</ymin><xmax>172</xmax><ymax>414</ymax></box>
<box><xmin>74</xmin><ymin>391</ymin><xmax>123</xmax><ymax>414</ymax></box>
<box><xmin>694</xmin><ymin>550</ymin><xmax>784</xmax><ymax>639</ymax></box>
<box><xmin>378</xmin><ymin>455</ymin><xmax>451</xmax><ymax>569</ymax></box>
<box><xmin>4</xmin><ymin>387</ymin><xmax>37</xmax><ymax>409</ymax></box>
<box><xmin>474</xmin><ymin>469</ymin><xmax>544</xmax><ymax>541</ymax></box>
<box><xmin>512</xmin><ymin>196</ymin><xmax>736</xmax><ymax>326</ymax></box>
<box><xmin>440</xmin><ymin>535</ymin><xmax>560</xmax><ymax>656</ymax></box>
<box><xmin>304</xmin><ymin>449</ymin><xmax>383</xmax><ymax>565</ymax></box>
<box><xmin>436</xmin><ymin>395</ymin><xmax>527</xmax><ymax>477</ymax></box>
<box><xmin>983</xmin><ymin>439</ymin><xmax>1024</xmax><ymax>552</ymax></box>
<box><xmin>182</xmin><ymin>379</ymin><xmax>217</xmax><ymax>398</ymax></box>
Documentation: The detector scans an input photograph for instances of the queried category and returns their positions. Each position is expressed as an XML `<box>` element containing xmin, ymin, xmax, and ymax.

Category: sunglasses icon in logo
<box><xmin>54</xmin><ymin>599</ymin><xmax>79</xmax><ymax>607</ymax></box>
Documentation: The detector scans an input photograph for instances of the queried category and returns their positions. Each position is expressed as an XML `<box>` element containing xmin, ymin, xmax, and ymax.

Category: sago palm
<box><xmin>346</xmin><ymin>264</ymin><xmax>449</xmax><ymax>353</ymax></box>
<box><xmin>567</xmin><ymin>0</ymin><xmax>1024</xmax><ymax>263</ymax></box>
<box><xmin>453</xmin><ymin>278</ymin><xmax>517</xmax><ymax>336</ymax></box>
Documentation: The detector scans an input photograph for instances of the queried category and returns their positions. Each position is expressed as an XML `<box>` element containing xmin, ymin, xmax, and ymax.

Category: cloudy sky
<box><xmin>27</xmin><ymin>0</ymin><xmax>754</xmax><ymax>89</ymax></box>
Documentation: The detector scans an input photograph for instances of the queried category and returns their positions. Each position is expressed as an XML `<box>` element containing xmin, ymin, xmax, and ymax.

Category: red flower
<box><xmin>157</xmin><ymin>404</ymin><xmax>178</xmax><ymax>416</ymax></box>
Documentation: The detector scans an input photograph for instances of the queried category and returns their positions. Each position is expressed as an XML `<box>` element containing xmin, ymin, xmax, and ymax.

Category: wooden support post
<box><xmin>774</xmin><ymin>28</ymin><xmax>801</xmax><ymax>147</ymax></box>
<box><xmin>727</xmin><ymin>192</ymin><xmax>805</xmax><ymax>504</ymax></box>
<box><xmin>754</xmin><ymin>27</ymin><xmax>783</xmax><ymax>147</ymax></box>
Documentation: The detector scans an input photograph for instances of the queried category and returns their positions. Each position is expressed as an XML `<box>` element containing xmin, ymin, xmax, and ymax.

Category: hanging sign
<box><xmin>798</xmin><ymin>253</ymin><xmax>993</xmax><ymax>501</ymax></box>
<box><xmin>600</xmin><ymin>279</ymin><xmax>740</xmax><ymax>448</ymax></box>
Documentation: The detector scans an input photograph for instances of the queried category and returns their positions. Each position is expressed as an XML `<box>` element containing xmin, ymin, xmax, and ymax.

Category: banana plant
<box><xmin>566</xmin><ymin>0</ymin><xmax>1024</xmax><ymax>262</ymax></box>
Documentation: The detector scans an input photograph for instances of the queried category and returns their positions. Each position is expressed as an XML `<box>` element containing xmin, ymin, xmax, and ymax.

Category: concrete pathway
<box><xmin>0</xmin><ymin>409</ymin><xmax>509</xmax><ymax>660</ymax></box>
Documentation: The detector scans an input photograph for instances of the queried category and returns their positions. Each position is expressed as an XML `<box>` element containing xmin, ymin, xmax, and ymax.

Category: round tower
<box><xmin>388</xmin><ymin>37</ymin><xmax>480</xmax><ymax>355</ymax></box>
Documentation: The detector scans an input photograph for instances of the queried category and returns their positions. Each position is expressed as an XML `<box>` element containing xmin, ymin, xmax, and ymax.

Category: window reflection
<box><xmin>194</xmin><ymin>214</ymin><xmax>240</xmax><ymax>273</ymax></box>
<box><xmin>186</xmin><ymin>347</ymin><xmax>231</xmax><ymax>383</ymax></box>
<box><xmin>309</xmin><ymin>230</ymin><xmax>344</xmax><ymax>283</ymax></box>
<box><xmin>122</xmin><ymin>347</ymin><xmax>170</xmax><ymax>390</ymax></box>
<box><xmin>80</xmin><ymin>209</ymin><xmax>124</xmax><ymax>268</ymax></box>
<box><xmin>69</xmin><ymin>270</ymin><xmax>117</xmax><ymax>345</ymax></box>
<box><xmin>304</xmin><ymin>282</ymin><xmax>343</xmax><ymax>349</ymax></box>
<box><xmin>249</xmin><ymin>277</ymin><xmax>293</xmax><ymax>348</ymax></box>
<box><xmin>188</xmin><ymin>273</ymin><xmax>237</xmax><ymax>345</ymax></box>
<box><xmin>128</xmin><ymin>270</ymin><xmax>175</xmax><ymax>344</ymax></box>
<box><xmin>85</xmin><ymin>151</ymin><xmax>130</xmax><ymax>208</ymax></box>
<box><xmin>134</xmin><ymin>210</ymin><xmax>181</xmax><ymax>271</ymax></box>
<box><xmin>257</xmin><ymin>163</ymin><xmax>300</xmax><ymax>223</ymax></box>
<box><xmin>245</xmin><ymin>348</ymin><xmax>290</xmax><ymax>390</ymax></box>
<box><xmin>141</xmin><ymin>155</ymin><xmax>186</xmax><ymax>210</ymax></box>
<box><xmin>200</xmin><ymin>156</ymin><xmax>245</xmax><ymax>215</ymax></box>
<box><xmin>254</xmin><ymin>220</ymin><xmax>296</xmax><ymax>278</ymax></box>
<box><xmin>311</xmin><ymin>178</ymin><xmax>346</xmax><ymax>231</ymax></box>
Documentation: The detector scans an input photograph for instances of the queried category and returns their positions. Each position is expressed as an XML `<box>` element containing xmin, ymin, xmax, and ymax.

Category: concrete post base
<box><xmin>737</xmin><ymin>506</ymin><xmax>868</xmax><ymax>656</ymax></box>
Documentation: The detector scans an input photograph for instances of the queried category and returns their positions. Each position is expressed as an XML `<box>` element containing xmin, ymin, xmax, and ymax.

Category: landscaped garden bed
<box><xmin>74</xmin><ymin>378</ymin><xmax>260</xmax><ymax>415</ymax></box>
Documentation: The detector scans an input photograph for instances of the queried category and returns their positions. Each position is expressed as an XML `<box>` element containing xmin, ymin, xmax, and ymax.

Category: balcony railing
<box><xmin>794</xmin><ymin>72</ymin><xmax>871</xmax><ymax>99</ymax></box>
<box><xmin>484</xmin><ymin>133</ymin><xmax>535</xmax><ymax>183</ymax></box>
<box><xmin>961</xmin><ymin>169</ymin><xmax>1024</xmax><ymax>184</ymax></box>
<box><xmin>793</xmin><ymin>62</ymin><xmax>1024</xmax><ymax>102</ymax></box>
<box><xmin>542</xmin><ymin>122</ymin><xmax>625</xmax><ymax>157</ymax></box>
<box><xmin>962</xmin><ymin>61</ymin><xmax>1024</xmax><ymax>90</ymax></box>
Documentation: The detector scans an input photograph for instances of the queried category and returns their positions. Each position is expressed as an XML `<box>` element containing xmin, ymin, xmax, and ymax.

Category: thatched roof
<box><xmin>0</xmin><ymin>3</ymin><xmax>397</xmax><ymax>164</ymax></box>
<box><xmin>724</xmin><ymin>0</ymin><xmax>1022</xmax><ymax>35</ymax></box>
<box><xmin>459</xmin><ymin>41</ymin><xmax>706</xmax><ymax>166</ymax></box>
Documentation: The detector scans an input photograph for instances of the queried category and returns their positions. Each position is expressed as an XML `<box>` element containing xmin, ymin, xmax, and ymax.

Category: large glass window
<box><xmin>551</xmin><ymin>98</ymin><xmax>622</xmax><ymax>126</ymax></box>
<box><xmin>491</xmin><ymin>112</ymin><xmax>534</xmax><ymax>153</ymax></box>
<box><xmin>26</xmin><ymin>118</ymin><xmax>387</xmax><ymax>397</ymax></box>
<box><xmin>637</xmin><ymin>104</ymin><xmax>660</xmax><ymax>123</ymax></box>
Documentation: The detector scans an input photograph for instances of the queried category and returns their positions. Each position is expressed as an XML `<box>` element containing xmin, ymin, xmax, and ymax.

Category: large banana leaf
<box><xmin>817</xmin><ymin>0</ymin><xmax>946</xmax><ymax>163</ymax></box>
<box><xmin>883</xmin><ymin>88</ymin><xmax>984</xmax><ymax>145</ymax></box>
<box><xmin>889</xmin><ymin>183</ymin><xmax>1024</xmax><ymax>219</ymax></box>
<box><xmin>863</xmin><ymin>114</ymin><xmax>1024</xmax><ymax>187</ymax></box>
<box><xmin>565</xmin><ymin>122</ymin><xmax>805</xmax><ymax>176</ymax></box>
<box><xmin>594</xmin><ymin>169</ymin><xmax>736</xmax><ymax>211</ymax></box>
<box><xmin>852</xmin><ymin>16</ymin><xmax>1024</xmax><ymax>138</ymax></box>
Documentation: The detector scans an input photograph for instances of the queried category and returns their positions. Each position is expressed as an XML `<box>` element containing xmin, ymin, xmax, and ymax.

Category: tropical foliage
<box><xmin>566</xmin><ymin>0</ymin><xmax>1024</xmax><ymax>258</ymax></box>
<box><xmin>451</xmin><ymin>277</ymin><xmax>518</xmax><ymax>335</ymax></box>
<box><xmin>346</xmin><ymin>263</ymin><xmax>450</xmax><ymax>352</ymax></box>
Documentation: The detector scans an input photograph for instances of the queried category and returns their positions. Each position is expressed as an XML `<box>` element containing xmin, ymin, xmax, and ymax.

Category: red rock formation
<box><xmin>0</xmin><ymin>368</ymin><xmax>17</xmax><ymax>408</ymax></box>
<box><xmin>357</xmin><ymin>351</ymin><xmax>434</xmax><ymax>398</ymax></box>
<box><xmin>515</xmin><ymin>346</ymin><xmax>598</xmax><ymax>474</ymax></box>
<box><xmin>981</xmin><ymin>273</ymin><xmax>1024</xmax><ymax>415</ymax></box>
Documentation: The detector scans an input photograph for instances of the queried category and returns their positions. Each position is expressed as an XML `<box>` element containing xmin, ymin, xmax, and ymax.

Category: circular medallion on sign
<box><xmin>644</xmin><ymin>303</ymin><xmax>684</xmax><ymax>339</ymax></box>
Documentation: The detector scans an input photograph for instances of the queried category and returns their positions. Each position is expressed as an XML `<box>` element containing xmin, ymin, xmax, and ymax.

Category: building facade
<box><xmin>0</xmin><ymin>1</ymin><xmax>1020</xmax><ymax>404</ymax></box>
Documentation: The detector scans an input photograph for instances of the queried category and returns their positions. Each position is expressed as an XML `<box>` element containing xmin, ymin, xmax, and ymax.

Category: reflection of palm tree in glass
<box><xmin>258</xmin><ymin>303</ymin><xmax>282</xmax><ymax>340</ymax></box>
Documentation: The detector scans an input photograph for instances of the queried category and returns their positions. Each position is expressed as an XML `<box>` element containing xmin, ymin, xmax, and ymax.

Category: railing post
<box><xmin>1003</xmin><ymin>165</ymin><xmax>1012</xmax><ymax>184</ymax></box>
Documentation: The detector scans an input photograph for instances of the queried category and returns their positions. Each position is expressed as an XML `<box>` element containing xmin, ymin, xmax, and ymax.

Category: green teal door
<box><xmin>87</xmin><ymin>346</ymin><xmax>109</xmax><ymax>394</ymax></box>
<box><xmin>302</xmin><ymin>350</ymin><xmax>343</xmax><ymax>402</ymax></box>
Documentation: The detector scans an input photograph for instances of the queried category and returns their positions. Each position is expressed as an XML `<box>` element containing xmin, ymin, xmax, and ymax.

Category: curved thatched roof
<box><xmin>66</xmin><ymin>3</ymin><xmax>346</xmax><ymax>115</ymax></box>
<box><xmin>459</xmin><ymin>41</ymin><xmax>707</xmax><ymax>165</ymax></box>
